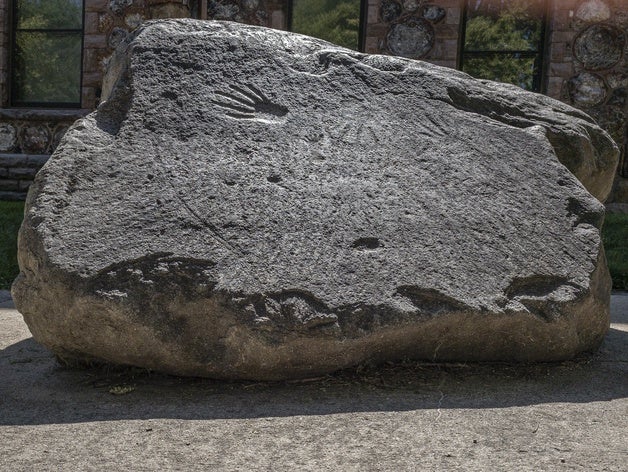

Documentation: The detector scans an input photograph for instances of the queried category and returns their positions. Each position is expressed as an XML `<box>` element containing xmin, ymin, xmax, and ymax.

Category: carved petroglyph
<box><xmin>415</xmin><ymin>113</ymin><xmax>448</xmax><ymax>139</ymax></box>
<box><xmin>300</xmin><ymin>118</ymin><xmax>380</xmax><ymax>162</ymax></box>
<box><xmin>212</xmin><ymin>84</ymin><xmax>288</xmax><ymax>124</ymax></box>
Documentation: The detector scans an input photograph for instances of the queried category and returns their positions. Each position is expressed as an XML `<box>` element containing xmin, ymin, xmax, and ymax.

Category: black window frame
<box><xmin>287</xmin><ymin>0</ymin><xmax>369</xmax><ymax>52</ymax></box>
<box><xmin>458</xmin><ymin>0</ymin><xmax>548</xmax><ymax>93</ymax></box>
<box><xmin>9</xmin><ymin>0</ymin><xmax>85</xmax><ymax>108</ymax></box>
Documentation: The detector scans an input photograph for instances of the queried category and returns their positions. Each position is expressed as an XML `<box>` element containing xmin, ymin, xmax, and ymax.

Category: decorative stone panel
<box><xmin>573</xmin><ymin>24</ymin><xmax>625</xmax><ymax>70</ymax></box>
<box><xmin>386</xmin><ymin>17</ymin><xmax>435</xmax><ymax>59</ymax></box>
<box><xmin>0</xmin><ymin>123</ymin><xmax>17</xmax><ymax>152</ymax></box>
<box><xmin>365</xmin><ymin>0</ymin><xmax>460</xmax><ymax>68</ymax></box>
<box><xmin>201</xmin><ymin>0</ymin><xmax>286</xmax><ymax>28</ymax></box>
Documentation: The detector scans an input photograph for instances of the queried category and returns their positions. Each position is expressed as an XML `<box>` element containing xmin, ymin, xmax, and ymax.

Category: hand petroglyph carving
<box><xmin>212</xmin><ymin>84</ymin><xmax>288</xmax><ymax>124</ymax></box>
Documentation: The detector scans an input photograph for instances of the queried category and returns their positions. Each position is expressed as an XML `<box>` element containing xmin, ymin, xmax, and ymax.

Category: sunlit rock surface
<box><xmin>13</xmin><ymin>20</ymin><xmax>615</xmax><ymax>380</ymax></box>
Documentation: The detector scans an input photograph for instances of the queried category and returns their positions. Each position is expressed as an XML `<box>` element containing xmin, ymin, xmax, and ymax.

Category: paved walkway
<box><xmin>1</xmin><ymin>293</ymin><xmax>626</xmax><ymax>471</ymax></box>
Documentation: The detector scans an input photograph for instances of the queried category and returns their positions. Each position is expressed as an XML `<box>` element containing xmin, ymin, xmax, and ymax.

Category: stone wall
<box><xmin>545</xmin><ymin>0</ymin><xmax>627</xmax><ymax>201</ymax></box>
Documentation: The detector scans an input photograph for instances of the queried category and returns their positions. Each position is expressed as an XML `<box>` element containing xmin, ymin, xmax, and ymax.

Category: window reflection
<box><xmin>12</xmin><ymin>0</ymin><xmax>83</xmax><ymax>106</ymax></box>
<box><xmin>290</xmin><ymin>0</ymin><xmax>362</xmax><ymax>51</ymax></box>
<box><xmin>461</xmin><ymin>0</ymin><xmax>545</xmax><ymax>91</ymax></box>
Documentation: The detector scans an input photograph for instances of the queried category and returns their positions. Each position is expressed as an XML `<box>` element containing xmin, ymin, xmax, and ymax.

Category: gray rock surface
<box><xmin>13</xmin><ymin>19</ymin><xmax>615</xmax><ymax>380</ymax></box>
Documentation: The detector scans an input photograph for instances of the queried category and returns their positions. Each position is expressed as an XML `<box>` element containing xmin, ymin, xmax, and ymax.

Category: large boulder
<box><xmin>13</xmin><ymin>20</ymin><xmax>614</xmax><ymax>380</ymax></box>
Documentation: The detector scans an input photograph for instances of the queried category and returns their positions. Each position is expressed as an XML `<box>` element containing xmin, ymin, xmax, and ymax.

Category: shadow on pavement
<box><xmin>1</xmin><ymin>323</ymin><xmax>626</xmax><ymax>426</ymax></box>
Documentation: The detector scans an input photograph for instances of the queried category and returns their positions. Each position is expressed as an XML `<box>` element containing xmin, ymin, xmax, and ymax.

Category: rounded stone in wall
<box><xmin>51</xmin><ymin>125</ymin><xmax>70</xmax><ymax>153</ymax></box>
<box><xmin>422</xmin><ymin>5</ymin><xmax>446</xmax><ymax>24</ymax></box>
<box><xmin>381</xmin><ymin>0</ymin><xmax>402</xmax><ymax>23</ymax></box>
<box><xmin>386</xmin><ymin>18</ymin><xmax>435</xmax><ymax>59</ymax></box>
<box><xmin>241</xmin><ymin>0</ymin><xmax>260</xmax><ymax>10</ymax></box>
<box><xmin>125</xmin><ymin>13</ymin><xmax>145</xmax><ymax>29</ymax></box>
<box><xmin>208</xmin><ymin>1</ymin><xmax>240</xmax><ymax>20</ymax></box>
<box><xmin>109</xmin><ymin>0</ymin><xmax>133</xmax><ymax>15</ymax></box>
<box><xmin>0</xmin><ymin>123</ymin><xmax>17</xmax><ymax>152</ymax></box>
<box><xmin>575</xmin><ymin>0</ymin><xmax>611</xmax><ymax>23</ymax></box>
<box><xmin>108</xmin><ymin>27</ymin><xmax>129</xmax><ymax>50</ymax></box>
<box><xmin>568</xmin><ymin>72</ymin><xmax>607</xmax><ymax>108</ymax></box>
<box><xmin>19</xmin><ymin>125</ymin><xmax>51</xmax><ymax>154</ymax></box>
<box><xmin>98</xmin><ymin>14</ymin><xmax>114</xmax><ymax>33</ymax></box>
<box><xmin>403</xmin><ymin>0</ymin><xmax>421</xmax><ymax>13</ymax></box>
<box><xmin>573</xmin><ymin>24</ymin><xmax>625</xmax><ymax>70</ymax></box>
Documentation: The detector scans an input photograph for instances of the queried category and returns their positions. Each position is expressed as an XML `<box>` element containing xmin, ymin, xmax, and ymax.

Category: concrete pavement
<box><xmin>0</xmin><ymin>293</ymin><xmax>626</xmax><ymax>471</ymax></box>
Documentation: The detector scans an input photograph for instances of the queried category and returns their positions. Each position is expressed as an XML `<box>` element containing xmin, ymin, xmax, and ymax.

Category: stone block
<box><xmin>0</xmin><ymin>190</ymin><xmax>27</xmax><ymax>200</ymax></box>
<box><xmin>83</xmin><ymin>34</ymin><xmax>107</xmax><ymax>48</ymax></box>
<box><xmin>25</xmin><ymin>154</ymin><xmax>50</xmax><ymax>167</ymax></box>
<box><xmin>17</xmin><ymin>179</ymin><xmax>33</xmax><ymax>191</ymax></box>
<box><xmin>445</xmin><ymin>7</ymin><xmax>461</xmax><ymax>25</ymax></box>
<box><xmin>7</xmin><ymin>167</ymin><xmax>36</xmax><ymax>179</ymax></box>
<box><xmin>0</xmin><ymin>178</ymin><xmax>19</xmax><ymax>191</ymax></box>
<box><xmin>84</xmin><ymin>0</ymin><xmax>109</xmax><ymax>13</ymax></box>
<box><xmin>550</xmin><ymin>62</ymin><xmax>574</xmax><ymax>78</ymax></box>
<box><xmin>270</xmin><ymin>9</ymin><xmax>285</xmax><ymax>30</ymax></box>
<box><xmin>84</xmin><ymin>12</ymin><xmax>100</xmax><ymax>34</ymax></box>
<box><xmin>551</xmin><ymin>31</ymin><xmax>576</xmax><ymax>44</ymax></box>
<box><xmin>0</xmin><ymin>153</ymin><xmax>27</xmax><ymax>167</ymax></box>
<box><xmin>82</xmin><ymin>71</ymin><xmax>104</xmax><ymax>87</ymax></box>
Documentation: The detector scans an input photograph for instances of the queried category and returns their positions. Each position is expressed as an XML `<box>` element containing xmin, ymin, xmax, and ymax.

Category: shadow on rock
<box><xmin>1</xmin><ymin>327</ymin><xmax>626</xmax><ymax>427</ymax></box>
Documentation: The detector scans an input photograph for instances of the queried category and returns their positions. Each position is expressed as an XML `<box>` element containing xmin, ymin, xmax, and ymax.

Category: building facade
<box><xmin>0</xmin><ymin>0</ymin><xmax>626</xmax><ymax>201</ymax></box>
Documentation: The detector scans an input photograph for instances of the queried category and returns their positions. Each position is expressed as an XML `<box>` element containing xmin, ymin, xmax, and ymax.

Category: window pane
<box><xmin>13</xmin><ymin>32</ymin><xmax>82</xmax><ymax>104</ymax></box>
<box><xmin>291</xmin><ymin>0</ymin><xmax>361</xmax><ymax>50</ymax></box>
<box><xmin>16</xmin><ymin>0</ymin><xmax>83</xmax><ymax>30</ymax></box>
<box><xmin>462</xmin><ymin>54</ymin><xmax>538</xmax><ymax>91</ymax></box>
<box><xmin>464</xmin><ymin>0</ymin><xmax>544</xmax><ymax>52</ymax></box>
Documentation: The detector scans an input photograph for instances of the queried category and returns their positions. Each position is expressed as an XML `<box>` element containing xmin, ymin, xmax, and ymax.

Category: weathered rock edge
<box><xmin>13</xmin><ymin>20</ymin><xmax>613</xmax><ymax>380</ymax></box>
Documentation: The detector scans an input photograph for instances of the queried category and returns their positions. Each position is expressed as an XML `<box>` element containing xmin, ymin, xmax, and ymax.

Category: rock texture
<box><xmin>13</xmin><ymin>20</ymin><xmax>616</xmax><ymax>380</ymax></box>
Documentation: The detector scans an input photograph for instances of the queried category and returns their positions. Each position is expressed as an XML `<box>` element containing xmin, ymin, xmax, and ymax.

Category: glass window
<box><xmin>11</xmin><ymin>0</ymin><xmax>84</xmax><ymax>107</ymax></box>
<box><xmin>460</xmin><ymin>0</ymin><xmax>546</xmax><ymax>92</ymax></box>
<box><xmin>290</xmin><ymin>0</ymin><xmax>364</xmax><ymax>51</ymax></box>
